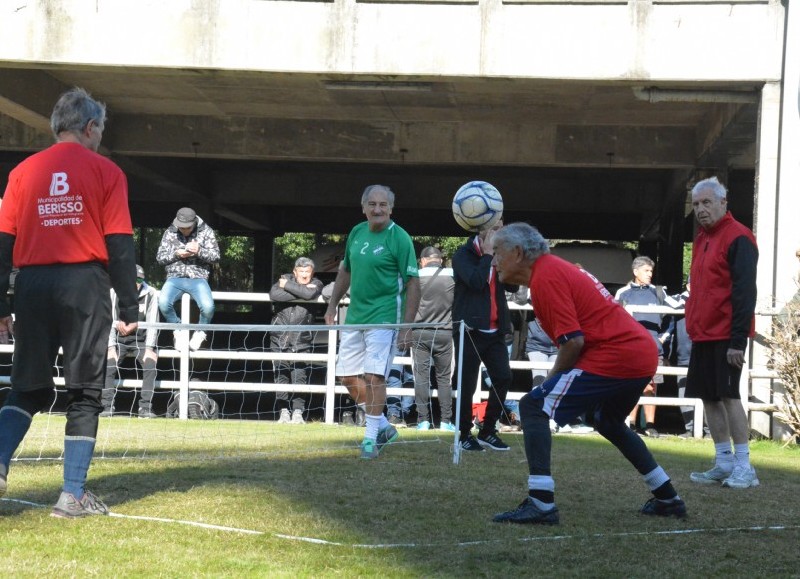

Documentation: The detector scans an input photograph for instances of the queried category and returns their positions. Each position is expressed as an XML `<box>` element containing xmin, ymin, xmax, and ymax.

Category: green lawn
<box><xmin>1</xmin><ymin>417</ymin><xmax>798</xmax><ymax>577</ymax></box>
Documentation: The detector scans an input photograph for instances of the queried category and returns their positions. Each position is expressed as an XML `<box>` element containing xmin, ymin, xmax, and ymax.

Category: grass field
<box><xmin>1</xmin><ymin>417</ymin><xmax>798</xmax><ymax>577</ymax></box>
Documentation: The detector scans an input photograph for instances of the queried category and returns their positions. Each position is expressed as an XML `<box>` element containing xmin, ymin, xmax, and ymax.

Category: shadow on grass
<box><xmin>2</xmin><ymin>429</ymin><xmax>799</xmax><ymax>577</ymax></box>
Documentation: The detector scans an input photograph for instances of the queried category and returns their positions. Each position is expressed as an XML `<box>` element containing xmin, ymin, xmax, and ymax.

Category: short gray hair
<box><xmin>361</xmin><ymin>184</ymin><xmax>395</xmax><ymax>208</ymax></box>
<box><xmin>632</xmin><ymin>256</ymin><xmax>654</xmax><ymax>271</ymax></box>
<box><xmin>294</xmin><ymin>257</ymin><xmax>315</xmax><ymax>270</ymax></box>
<box><xmin>691</xmin><ymin>176</ymin><xmax>727</xmax><ymax>201</ymax></box>
<box><xmin>493</xmin><ymin>223</ymin><xmax>550</xmax><ymax>261</ymax></box>
<box><xmin>50</xmin><ymin>87</ymin><xmax>106</xmax><ymax>138</ymax></box>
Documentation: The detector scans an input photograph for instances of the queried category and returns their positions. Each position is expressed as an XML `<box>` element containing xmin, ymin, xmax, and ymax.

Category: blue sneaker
<box><xmin>439</xmin><ymin>421</ymin><xmax>456</xmax><ymax>432</ymax></box>
<box><xmin>376</xmin><ymin>424</ymin><xmax>399</xmax><ymax>451</ymax></box>
<box><xmin>417</xmin><ymin>420</ymin><xmax>431</xmax><ymax>431</ymax></box>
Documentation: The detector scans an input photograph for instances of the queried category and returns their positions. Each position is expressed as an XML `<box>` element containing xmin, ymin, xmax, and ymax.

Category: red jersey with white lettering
<box><xmin>529</xmin><ymin>253</ymin><xmax>657</xmax><ymax>378</ymax></box>
<box><xmin>0</xmin><ymin>142</ymin><xmax>132</xmax><ymax>267</ymax></box>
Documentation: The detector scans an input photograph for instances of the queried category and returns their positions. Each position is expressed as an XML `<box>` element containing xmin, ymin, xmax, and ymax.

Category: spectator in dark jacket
<box><xmin>451</xmin><ymin>220</ymin><xmax>517</xmax><ymax>452</ymax></box>
<box><xmin>270</xmin><ymin>257</ymin><xmax>324</xmax><ymax>424</ymax></box>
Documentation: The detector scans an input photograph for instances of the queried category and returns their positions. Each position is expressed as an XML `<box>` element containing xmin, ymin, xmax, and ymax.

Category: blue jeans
<box><xmin>158</xmin><ymin>278</ymin><xmax>215</xmax><ymax>324</ymax></box>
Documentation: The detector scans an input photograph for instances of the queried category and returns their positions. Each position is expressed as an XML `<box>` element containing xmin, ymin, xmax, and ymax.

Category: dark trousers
<box><xmin>273</xmin><ymin>349</ymin><xmax>309</xmax><ymax>412</ymax></box>
<box><xmin>519</xmin><ymin>378</ymin><xmax>657</xmax><ymax>478</ymax></box>
<box><xmin>412</xmin><ymin>328</ymin><xmax>454</xmax><ymax>423</ymax></box>
<box><xmin>452</xmin><ymin>329</ymin><xmax>511</xmax><ymax>439</ymax></box>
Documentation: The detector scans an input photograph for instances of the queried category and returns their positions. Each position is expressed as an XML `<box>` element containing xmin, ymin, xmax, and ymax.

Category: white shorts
<box><xmin>336</xmin><ymin>329</ymin><xmax>397</xmax><ymax>378</ymax></box>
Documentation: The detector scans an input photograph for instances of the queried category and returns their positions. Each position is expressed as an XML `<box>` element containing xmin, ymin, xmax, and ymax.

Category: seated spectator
<box><xmin>269</xmin><ymin>257</ymin><xmax>324</xmax><ymax>425</ymax></box>
<box><xmin>156</xmin><ymin>208</ymin><xmax>220</xmax><ymax>351</ymax></box>
<box><xmin>386</xmin><ymin>345</ymin><xmax>415</xmax><ymax>427</ymax></box>
<box><xmin>102</xmin><ymin>265</ymin><xmax>160</xmax><ymax>418</ymax></box>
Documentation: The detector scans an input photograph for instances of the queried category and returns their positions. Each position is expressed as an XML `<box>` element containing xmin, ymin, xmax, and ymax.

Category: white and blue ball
<box><xmin>452</xmin><ymin>181</ymin><xmax>504</xmax><ymax>232</ymax></box>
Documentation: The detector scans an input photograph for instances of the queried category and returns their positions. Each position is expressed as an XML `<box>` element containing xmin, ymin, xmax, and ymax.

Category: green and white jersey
<box><xmin>342</xmin><ymin>220</ymin><xmax>418</xmax><ymax>325</ymax></box>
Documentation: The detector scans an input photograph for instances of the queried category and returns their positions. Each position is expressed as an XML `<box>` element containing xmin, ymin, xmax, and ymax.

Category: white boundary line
<box><xmin>3</xmin><ymin>497</ymin><xmax>799</xmax><ymax>547</ymax></box>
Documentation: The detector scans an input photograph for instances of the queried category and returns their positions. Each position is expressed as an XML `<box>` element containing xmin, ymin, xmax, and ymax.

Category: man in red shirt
<box><xmin>0</xmin><ymin>88</ymin><xmax>138</xmax><ymax>518</ymax></box>
<box><xmin>490</xmin><ymin>222</ymin><xmax>685</xmax><ymax>524</ymax></box>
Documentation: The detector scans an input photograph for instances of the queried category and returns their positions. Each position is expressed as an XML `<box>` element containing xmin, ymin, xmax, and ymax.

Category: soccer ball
<box><xmin>452</xmin><ymin>181</ymin><xmax>504</xmax><ymax>232</ymax></box>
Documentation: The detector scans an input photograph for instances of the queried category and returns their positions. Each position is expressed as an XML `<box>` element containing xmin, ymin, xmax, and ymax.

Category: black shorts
<box><xmin>12</xmin><ymin>263</ymin><xmax>111</xmax><ymax>391</ymax></box>
<box><xmin>685</xmin><ymin>340</ymin><xmax>742</xmax><ymax>401</ymax></box>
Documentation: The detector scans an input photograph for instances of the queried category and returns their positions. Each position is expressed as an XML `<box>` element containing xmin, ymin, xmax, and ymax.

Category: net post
<box><xmin>453</xmin><ymin>320</ymin><xmax>466</xmax><ymax>465</ymax></box>
<box><xmin>324</xmin><ymin>327</ymin><xmax>338</xmax><ymax>425</ymax></box>
<box><xmin>178</xmin><ymin>293</ymin><xmax>191</xmax><ymax>419</ymax></box>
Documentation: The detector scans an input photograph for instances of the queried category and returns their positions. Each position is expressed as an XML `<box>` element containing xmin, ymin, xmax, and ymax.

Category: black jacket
<box><xmin>269</xmin><ymin>274</ymin><xmax>324</xmax><ymax>350</ymax></box>
<box><xmin>452</xmin><ymin>236</ymin><xmax>517</xmax><ymax>334</ymax></box>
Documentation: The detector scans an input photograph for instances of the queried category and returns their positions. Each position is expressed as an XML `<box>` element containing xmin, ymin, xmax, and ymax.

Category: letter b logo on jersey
<box><xmin>49</xmin><ymin>172</ymin><xmax>69</xmax><ymax>196</ymax></box>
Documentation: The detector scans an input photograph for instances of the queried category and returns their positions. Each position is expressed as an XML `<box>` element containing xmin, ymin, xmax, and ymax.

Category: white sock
<box><xmin>715</xmin><ymin>442</ymin><xmax>734</xmax><ymax>467</ymax></box>
<box><xmin>365</xmin><ymin>415</ymin><xmax>381</xmax><ymax>440</ymax></box>
<box><xmin>378</xmin><ymin>414</ymin><xmax>390</xmax><ymax>430</ymax></box>
<box><xmin>733</xmin><ymin>443</ymin><xmax>750</xmax><ymax>467</ymax></box>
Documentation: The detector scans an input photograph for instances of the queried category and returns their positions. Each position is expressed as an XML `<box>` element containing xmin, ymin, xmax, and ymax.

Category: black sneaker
<box><xmin>493</xmin><ymin>497</ymin><xmax>559</xmax><ymax>525</ymax></box>
<box><xmin>478</xmin><ymin>431</ymin><xmax>510</xmax><ymax>451</ymax></box>
<box><xmin>640</xmin><ymin>497</ymin><xmax>687</xmax><ymax>519</ymax></box>
<box><xmin>460</xmin><ymin>435</ymin><xmax>485</xmax><ymax>452</ymax></box>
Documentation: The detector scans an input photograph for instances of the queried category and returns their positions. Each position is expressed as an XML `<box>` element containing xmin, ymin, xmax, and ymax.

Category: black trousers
<box><xmin>452</xmin><ymin>329</ymin><xmax>511</xmax><ymax>439</ymax></box>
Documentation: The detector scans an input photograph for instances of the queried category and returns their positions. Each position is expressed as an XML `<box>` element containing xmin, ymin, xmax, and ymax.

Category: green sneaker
<box><xmin>360</xmin><ymin>439</ymin><xmax>379</xmax><ymax>459</ymax></box>
<box><xmin>376</xmin><ymin>424</ymin><xmax>399</xmax><ymax>452</ymax></box>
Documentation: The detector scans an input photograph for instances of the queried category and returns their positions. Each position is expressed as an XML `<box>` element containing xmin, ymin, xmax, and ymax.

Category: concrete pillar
<box><xmin>751</xmin><ymin>82</ymin><xmax>781</xmax><ymax>439</ymax></box>
<box><xmin>768</xmin><ymin>0</ymin><xmax>800</xmax><ymax>441</ymax></box>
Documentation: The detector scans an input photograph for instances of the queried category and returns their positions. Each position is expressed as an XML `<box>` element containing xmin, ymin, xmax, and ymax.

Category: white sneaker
<box><xmin>722</xmin><ymin>463</ymin><xmax>760</xmax><ymax>489</ymax></box>
<box><xmin>173</xmin><ymin>330</ymin><xmax>189</xmax><ymax>351</ymax></box>
<box><xmin>690</xmin><ymin>463</ymin><xmax>733</xmax><ymax>485</ymax></box>
<box><xmin>291</xmin><ymin>409</ymin><xmax>305</xmax><ymax>424</ymax></box>
<box><xmin>277</xmin><ymin>408</ymin><xmax>291</xmax><ymax>424</ymax></box>
<box><xmin>549</xmin><ymin>419</ymin><xmax>559</xmax><ymax>433</ymax></box>
<box><xmin>189</xmin><ymin>330</ymin><xmax>207</xmax><ymax>351</ymax></box>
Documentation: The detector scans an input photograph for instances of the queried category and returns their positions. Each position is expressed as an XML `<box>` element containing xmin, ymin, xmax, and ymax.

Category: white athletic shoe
<box><xmin>189</xmin><ymin>330</ymin><xmax>207</xmax><ymax>351</ymax></box>
<box><xmin>722</xmin><ymin>463</ymin><xmax>760</xmax><ymax>489</ymax></box>
<box><xmin>277</xmin><ymin>408</ymin><xmax>291</xmax><ymax>424</ymax></box>
<box><xmin>690</xmin><ymin>464</ymin><xmax>733</xmax><ymax>485</ymax></box>
<box><xmin>173</xmin><ymin>330</ymin><xmax>189</xmax><ymax>352</ymax></box>
<box><xmin>291</xmin><ymin>409</ymin><xmax>305</xmax><ymax>424</ymax></box>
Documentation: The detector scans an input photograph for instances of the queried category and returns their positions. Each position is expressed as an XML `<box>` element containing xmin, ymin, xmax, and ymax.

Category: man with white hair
<box><xmin>324</xmin><ymin>185</ymin><xmax>420</xmax><ymax>459</ymax></box>
<box><xmin>490</xmin><ymin>222</ymin><xmax>684</xmax><ymax>524</ymax></box>
<box><xmin>685</xmin><ymin>176</ymin><xmax>759</xmax><ymax>489</ymax></box>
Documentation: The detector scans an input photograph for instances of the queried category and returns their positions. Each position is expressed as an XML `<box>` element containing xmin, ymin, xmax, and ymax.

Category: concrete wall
<box><xmin>0</xmin><ymin>0</ymin><xmax>784</xmax><ymax>82</ymax></box>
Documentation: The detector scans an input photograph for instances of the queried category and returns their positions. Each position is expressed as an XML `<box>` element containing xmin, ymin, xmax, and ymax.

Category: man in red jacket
<box><xmin>686</xmin><ymin>177</ymin><xmax>759</xmax><ymax>489</ymax></box>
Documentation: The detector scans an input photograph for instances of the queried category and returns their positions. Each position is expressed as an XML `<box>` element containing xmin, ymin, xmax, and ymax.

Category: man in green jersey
<box><xmin>324</xmin><ymin>185</ymin><xmax>420</xmax><ymax>459</ymax></box>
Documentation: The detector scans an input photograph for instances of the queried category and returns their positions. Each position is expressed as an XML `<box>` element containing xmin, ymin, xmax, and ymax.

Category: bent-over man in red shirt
<box><xmin>489</xmin><ymin>222</ymin><xmax>685</xmax><ymax>525</ymax></box>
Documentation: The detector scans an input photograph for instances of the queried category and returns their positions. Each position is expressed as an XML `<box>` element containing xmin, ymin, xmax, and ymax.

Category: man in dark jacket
<box><xmin>452</xmin><ymin>220</ymin><xmax>516</xmax><ymax>452</ymax></box>
<box><xmin>270</xmin><ymin>257</ymin><xmax>324</xmax><ymax>424</ymax></box>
